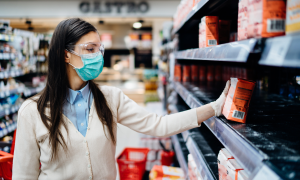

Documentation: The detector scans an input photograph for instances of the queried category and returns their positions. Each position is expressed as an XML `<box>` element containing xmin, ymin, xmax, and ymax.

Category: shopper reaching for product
<box><xmin>12</xmin><ymin>18</ymin><xmax>230</xmax><ymax>180</ymax></box>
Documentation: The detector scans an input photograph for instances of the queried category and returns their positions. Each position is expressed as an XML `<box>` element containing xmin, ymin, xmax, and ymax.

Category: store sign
<box><xmin>79</xmin><ymin>1</ymin><xmax>150</xmax><ymax>14</ymax></box>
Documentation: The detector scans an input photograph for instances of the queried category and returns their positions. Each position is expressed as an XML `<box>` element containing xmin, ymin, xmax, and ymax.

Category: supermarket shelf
<box><xmin>172</xmin><ymin>81</ymin><xmax>300</xmax><ymax>179</ymax></box>
<box><xmin>171</xmin><ymin>134</ymin><xmax>189</xmax><ymax>178</ymax></box>
<box><xmin>0</xmin><ymin>34</ymin><xmax>14</xmax><ymax>41</ymax></box>
<box><xmin>173</xmin><ymin>81</ymin><xmax>265</xmax><ymax>174</ymax></box>
<box><xmin>0</xmin><ymin>86</ymin><xmax>24</xmax><ymax>98</ymax></box>
<box><xmin>23</xmin><ymin>85</ymin><xmax>44</xmax><ymax>97</ymax></box>
<box><xmin>0</xmin><ymin>69</ymin><xmax>25</xmax><ymax>79</ymax></box>
<box><xmin>0</xmin><ymin>102</ymin><xmax>22</xmax><ymax>118</ymax></box>
<box><xmin>0</xmin><ymin>121</ymin><xmax>17</xmax><ymax>138</ymax></box>
<box><xmin>259</xmin><ymin>34</ymin><xmax>300</xmax><ymax>68</ymax></box>
<box><xmin>172</xmin><ymin>0</ymin><xmax>209</xmax><ymax>35</ymax></box>
<box><xmin>175</xmin><ymin>39</ymin><xmax>258</xmax><ymax>62</ymax></box>
<box><xmin>0</xmin><ymin>53</ymin><xmax>16</xmax><ymax>60</ymax></box>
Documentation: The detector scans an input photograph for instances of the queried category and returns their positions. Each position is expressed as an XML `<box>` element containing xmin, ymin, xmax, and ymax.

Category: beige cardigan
<box><xmin>12</xmin><ymin>86</ymin><xmax>199</xmax><ymax>180</ymax></box>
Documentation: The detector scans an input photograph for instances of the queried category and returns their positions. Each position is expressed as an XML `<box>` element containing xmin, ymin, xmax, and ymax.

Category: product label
<box><xmin>286</xmin><ymin>0</ymin><xmax>300</xmax><ymax>34</ymax></box>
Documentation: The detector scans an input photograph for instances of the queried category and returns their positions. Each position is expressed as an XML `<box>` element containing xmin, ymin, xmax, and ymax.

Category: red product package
<box><xmin>191</xmin><ymin>65</ymin><xmax>199</xmax><ymax>82</ymax></box>
<box><xmin>207</xmin><ymin>65</ymin><xmax>215</xmax><ymax>82</ymax></box>
<box><xmin>201</xmin><ymin>16</ymin><xmax>219</xmax><ymax>47</ymax></box>
<box><xmin>222</xmin><ymin>78</ymin><xmax>256</xmax><ymax>123</ymax></box>
<box><xmin>248</xmin><ymin>0</ymin><xmax>286</xmax><ymax>38</ymax></box>
<box><xmin>182</xmin><ymin>65</ymin><xmax>191</xmax><ymax>82</ymax></box>
<box><xmin>174</xmin><ymin>64</ymin><xmax>182</xmax><ymax>82</ymax></box>
<box><xmin>199</xmin><ymin>65</ymin><xmax>207</xmax><ymax>82</ymax></box>
<box><xmin>238</xmin><ymin>0</ymin><xmax>248</xmax><ymax>40</ymax></box>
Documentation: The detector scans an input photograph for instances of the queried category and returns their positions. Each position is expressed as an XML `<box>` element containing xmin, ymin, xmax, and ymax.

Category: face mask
<box><xmin>69</xmin><ymin>52</ymin><xmax>104</xmax><ymax>81</ymax></box>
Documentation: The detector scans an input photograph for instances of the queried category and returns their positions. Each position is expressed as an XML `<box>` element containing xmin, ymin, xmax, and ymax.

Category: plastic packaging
<box><xmin>248</xmin><ymin>0</ymin><xmax>286</xmax><ymax>38</ymax></box>
<box><xmin>218</xmin><ymin>148</ymin><xmax>234</xmax><ymax>180</ymax></box>
<box><xmin>226</xmin><ymin>159</ymin><xmax>244</xmax><ymax>180</ymax></box>
<box><xmin>222</xmin><ymin>78</ymin><xmax>256</xmax><ymax>123</ymax></box>
<box><xmin>149</xmin><ymin>165</ymin><xmax>185</xmax><ymax>180</ymax></box>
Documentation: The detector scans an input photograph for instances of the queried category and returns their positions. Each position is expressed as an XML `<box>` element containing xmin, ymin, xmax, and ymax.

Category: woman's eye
<box><xmin>87</xmin><ymin>48</ymin><xmax>94</xmax><ymax>52</ymax></box>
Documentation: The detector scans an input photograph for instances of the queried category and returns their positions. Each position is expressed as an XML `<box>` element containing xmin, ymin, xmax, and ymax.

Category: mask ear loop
<box><xmin>65</xmin><ymin>49</ymin><xmax>82</xmax><ymax>69</ymax></box>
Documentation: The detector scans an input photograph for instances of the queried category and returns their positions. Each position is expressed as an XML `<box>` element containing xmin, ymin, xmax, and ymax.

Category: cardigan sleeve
<box><xmin>115</xmin><ymin>88</ymin><xmax>200</xmax><ymax>137</ymax></box>
<box><xmin>12</xmin><ymin>102</ymin><xmax>41</xmax><ymax>180</ymax></box>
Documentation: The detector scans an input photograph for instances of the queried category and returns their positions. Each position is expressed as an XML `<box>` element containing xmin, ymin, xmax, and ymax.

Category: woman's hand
<box><xmin>196</xmin><ymin>80</ymin><xmax>231</xmax><ymax>125</ymax></box>
<box><xmin>210</xmin><ymin>80</ymin><xmax>231</xmax><ymax>116</ymax></box>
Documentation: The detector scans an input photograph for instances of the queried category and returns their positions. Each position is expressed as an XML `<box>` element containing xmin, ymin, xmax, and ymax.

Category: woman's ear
<box><xmin>65</xmin><ymin>50</ymin><xmax>71</xmax><ymax>63</ymax></box>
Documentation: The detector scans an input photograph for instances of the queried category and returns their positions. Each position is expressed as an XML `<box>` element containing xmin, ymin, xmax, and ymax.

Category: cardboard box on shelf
<box><xmin>219</xmin><ymin>20</ymin><xmax>231</xmax><ymax>44</ymax></box>
<box><xmin>238</xmin><ymin>0</ymin><xmax>248</xmax><ymax>40</ymax></box>
<box><xmin>222</xmin><ymin>78</ymin><xmax>256</xmax><ymax>123</ymax></box>
<box><xmin>218</xmin><ymin>148</ymin><xmax>234</xmax><ymax>180</ymax></box>
<box><xmin>174</xmin><ymin>64</ymin><xmax>182</xmax><ymax>82</ymax></box>
<box><xmin>286</xmin><ymin>0</ymin><xmax>300</xmax><ymax>34</ymax></box>
<box><xmin>226</xmin><ymin>159</ymin><xmax>244</xmax><ymax>180</ymax></box>
<box><xmin>191</xmin><ymin>65</ymin><xmax>199</xmax><ymax>82</ymax></box>
<box><xmin>149</xmin><ymin>165</ymin><xmax>185</xmax><ymax>180</ymax></box>
<box><xmin>201</xmin><ymin>16</ymin><xmax>219</xmax><ymax>47</ymax></box>
<box><xmin>183</xmin><ymin>65</ymin><xmax>191</xmax><ymax>82</ymax></box>
<box><xmin>248</xmin><ymin>0</ymin><xmax>286</xmax><ymax>38</ymax></box>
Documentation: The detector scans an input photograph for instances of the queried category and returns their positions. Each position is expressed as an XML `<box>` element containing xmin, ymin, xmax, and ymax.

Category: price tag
<box><xmin>0</xmin><ymin>53</ymin><xmax>3</xmax><ymax>59</ymax></box>
<box><xmin>5</xmin><ymin>109</ymin><xmax>9</xmax><ymax>115</ymax></box>
<box><xmin>265</xmin><ymin>37</ymin><xmax>292</xmax><ymax>66</ymax></box>
<box><xmin>3</xmin><ymin>53</ymin><xmax>9</xmax><ymax>60</ymax></box>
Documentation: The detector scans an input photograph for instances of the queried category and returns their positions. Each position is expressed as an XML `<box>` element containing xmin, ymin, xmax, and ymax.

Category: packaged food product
<box><xmin>199</xmin><ymin>21</ymin><xmax>205</xmax><ymax>48</ymax></box>
<box><xmin>183</xmin><ymin>65</ymin><xmax>191</xmax><ymax>82</ymax></box>
<box><xmin>149</xmin><ymin>165</ymin><xmax>185</xmax><ymax>180</ymax></box>
<box><xmin>191</xmin><ymin>65</ymin><xmax>199</xmax><ymax>82</ymax></box>
<box><xmin>248</xmin><ymin>0</ymin><xmax>286</xmax><ymax>38</ymax></box>
<box><xmin>219</xmin><ymin>20</ymin><xmax>231</xmax><ymax>44</ymax></box>
<box><xmin>238</xmin><ymin>0</ymin><xmax>248</xmax><ymax>40</ymax></box>
<box><xmin>199</xmin><ymin>22</ymin><xmax>202</xmax><ymax>48</ymax></box>
<box><xmin>174</xmin><ymin>64</ymin><xmax>182</xmax><ymax>82</ymax></box>
<box><xmin>201</xmin><ymin>16</ymin><xmax>219</xmax><ymax>47</ymax></box>
<box><xmin>215</xmin><ymin>65</ymin><xmax>222</xmax><ymax>81</ymax></box>
<box><xmin>188</xmin><ymin>154</ymin><xmax>198</xmax><ymax>180</ymax></box>
<box><xmin>222</xmin><ymin>78</ymin><xmax>256</xmax><ymax>123</ymax></box>
<box><xmin>226</xmin><ymin>159</ymin><xmax>244</xmax><ymax>180</ymax></box>
<box><xmin>286</xmin><ymin>0</ymin><xmax>300</xmax><ymax>34</ymax></box>
<box><xmin>207</xmin><ymin>65</ymin><xmax>215</xmax><ymax>82</ymax></box>
<box><xmin>199</xmin><ymin>65</ymin><xmax>207</xmax><ymax>82</ymax></box>
<box><xmin>218</xmin><ymin>148</ymin><xmax>234</xmax><ymax>180</ymax></box>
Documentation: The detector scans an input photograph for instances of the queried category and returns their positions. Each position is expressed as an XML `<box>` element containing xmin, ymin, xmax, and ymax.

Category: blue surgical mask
<box><xmin>68</xmin><ymin>52</ymin><xmax>104</xmax><ymax>81</ymax></box>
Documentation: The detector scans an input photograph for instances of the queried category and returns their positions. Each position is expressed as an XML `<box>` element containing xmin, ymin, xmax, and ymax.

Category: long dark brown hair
<box><xmin>36</xmin><ymin>18</ymin><xmax>115</xmax><ymax>161</ymax></box>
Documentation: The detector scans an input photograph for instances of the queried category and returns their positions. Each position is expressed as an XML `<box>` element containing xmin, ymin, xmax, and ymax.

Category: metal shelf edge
<box><xmin>171</xmin><ymin>135</ymin><xmax>189</xmax><ymax>178</ymax></box>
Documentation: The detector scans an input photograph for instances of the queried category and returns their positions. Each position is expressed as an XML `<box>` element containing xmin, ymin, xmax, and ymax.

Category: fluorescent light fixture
<box><xmin>133</xmin><ymin>22</ymin><xmax>142</xmax><ymax>29</ymax></box>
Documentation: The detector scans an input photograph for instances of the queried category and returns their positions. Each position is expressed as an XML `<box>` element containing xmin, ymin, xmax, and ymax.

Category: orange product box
<box><xmin>149</xmin><ymin>165</ymin><xmax>185</xmax><ymax>180</ymax></box>
<box><xmin>199</xmin><ymin>21</ymin><xmax>205</xmax><ymax>48</ymax></box>
<box><xmin>191</xmin><ymin>65</ymin><xmax>199</xmax><ymax>82</ymax></box>
<box><xmin>174</xmin><ymin>65</ymin><xmax>182</xmax><ymax>82</ymax></box>
<box><xmin>286</xmin><ymin>0</ymin><xmax>300</xmax><ymax>34</ymax></box>
<box><xmin>226</xmin><ymin>159</ymin><xmax>244</xmax><ymax>180</ymax></box>
<box><xmin>215</xmin><ymin>65</ymin><xmax>222</xmax><ymax>81</ymax></box>
<box><xmin>248</xmin><ymin>0</ymin><xmax>286</xmax><ymax>38</ymax></box>
<box><xmin>201</xmin><ymin>16</ymin><xmax>219</xmax><ymax>47</ymax></box>
<box><xmin>219</xmin><ymin>20</ymin><xmax>231</xmax><ymax>44</ymax></box>
<box><xmin>207</xmin><ymin>65</ymin><xmax>215</xmax><ymax>82</ymax></box>
<box><xmin>199</xmin><ymin>65</ymin><xmax>207</xmax><ymax>82</ymax></box>
<box><xmin>218</xmin><ymin>148</ymin><xmax>234</xmax><ymax>180</ymax></box>
<box><xmin>183</xmin><ymin>65</ymin><xmax>191</xmax><ymax>82</ymax></box>
<box><xmin>238</xmin><ymin>0</ymin><xmax>248</xmax><ymax>40</ymax></box>
<box><xmin>222</xmin><ymin>78</ymin><xmax>255</xmax><ymax>123</ymax></box>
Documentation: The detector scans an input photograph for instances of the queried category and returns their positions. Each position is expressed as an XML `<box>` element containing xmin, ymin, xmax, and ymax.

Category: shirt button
<box><xmin>77</xmin><ymin>92</ymin><xmax>80</xmax><ymax>95</ymax></box>
<box><xmin>81</xmin><ymin>123</ymin><xmax>84</xmax><ymax>126</ymax></box>
<box><xmin>87</xmin><ymin>127</ymin><xmax>90</xmax><ymax>130</ymax></box>
<box><xmin>86</xmin><ymin>152</ymin><xmax>89</xmax><ymax>156</ymax></box>
<box><xmin>84</xmin><ymin>139</ymin><xmax>87</xmax><ymax>143</ymax></box>
<box><xmin>89</xmin><ymin>176</ymin><xmax>92</xmax><ymax>179</ymax></box>
<box><xmin>88</xmin><ymin>164</ymin><xmax>91</xmax><ymax>168</ymax></box>
<box><xmin>78</xmin><ymin>104</ymin><xmax>81</xmax><ymax>107</ymax></box>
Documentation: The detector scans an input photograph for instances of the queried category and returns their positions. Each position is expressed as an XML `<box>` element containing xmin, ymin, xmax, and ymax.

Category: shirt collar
<box><xmin>67</xmin><ymin>82</ymin><xmax>90</xmax><ymax>104</ymax></box>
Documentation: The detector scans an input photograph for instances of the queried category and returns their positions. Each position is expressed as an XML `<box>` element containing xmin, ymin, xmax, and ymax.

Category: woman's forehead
<box><xmin>76</xmin><ymin>31</ymin><xmax>100</xmax><ymax>45</ymax></box>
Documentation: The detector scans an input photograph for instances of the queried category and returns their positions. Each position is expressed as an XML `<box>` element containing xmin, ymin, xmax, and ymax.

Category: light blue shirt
<box><xmin>63</xmin><ymin>83</ymin><xmax>93</xmax><ymax>137</ymax></box>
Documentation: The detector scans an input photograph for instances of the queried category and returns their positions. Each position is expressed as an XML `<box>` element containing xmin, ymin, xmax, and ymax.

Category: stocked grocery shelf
<box><xmin>0</xmin><ymin>53</ymin><xmax>16</xmax><ymax>60</ymax></box>
<box><xmin>175</xmin><ymin>39</ymin><xmax>258</xmax><ymax>62</ymax></box>
<box><xmin>0</xmin><ymin>69</ymin><xmax>25</xmax><ymax>79</ymax></box>
<box><xmin>172</xmin><ymin>81</ymin><xmax>300</xmax><ymax>179</ymax></box>
<box><xmin>23</xmin><ymin>85</ymin><xmax>45</xmax><ymax>97</ymax></box>
<box><xmin>259</xmin><ymin>34</ymin><xmax>300</xmax><ymax>68</ymax></box>
<box><xmin>0</xmin><ymin>121</ymin><xmax>17</xmax><ymax>139</ymax></box>
<box><xmin>0</xmin><ymin>102</ymin><xmax>22</xmax><ymax>118</ymax></box>
<box><xmin>0</xmin><ymin>34</ymin><xmax>14</xmax><ymax>42</ymax></box>
<box><xmin>0</xmin><ymin>86</ymin><xmax>24</xmax><ymax>98</ymax></box>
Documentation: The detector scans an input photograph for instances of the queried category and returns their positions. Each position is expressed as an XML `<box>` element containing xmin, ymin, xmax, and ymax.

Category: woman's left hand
<box><xmin>210</xmin><ymin>80</ymin><xmax>231</xmax><ymax>116</ymax></box>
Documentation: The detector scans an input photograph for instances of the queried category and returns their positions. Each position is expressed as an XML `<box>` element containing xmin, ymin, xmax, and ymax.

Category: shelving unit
<box><xmin>167</xmin><ymin>0</ymin><xmax>300</xmax><ymax>179</ymax></box>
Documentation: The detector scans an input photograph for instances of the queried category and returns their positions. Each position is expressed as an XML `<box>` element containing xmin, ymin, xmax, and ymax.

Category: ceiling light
<box><xmin>25</xmin><ymin>20</ymin><xmax>32</xmax><ymax>25</ymax></box>
<box><xmin>133</xmin><ymin>22</ymin><xmax>142</xmax><ymax>29</ymax></box>
<box><xmin>99</xmin><ymin>20</ymin><xmax>104</xmax><ymax>24</ymax></box>
<box><xmin>138</xmin><ymin>20</ymin><xmax>144</xmax><ymax>23</ymax></box>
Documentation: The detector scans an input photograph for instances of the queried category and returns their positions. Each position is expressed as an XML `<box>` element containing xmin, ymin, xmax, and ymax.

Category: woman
<box><xmin>12</xmin><ymin>18</ymin><xmax>230</xmax><ymax>180</ymax></box>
